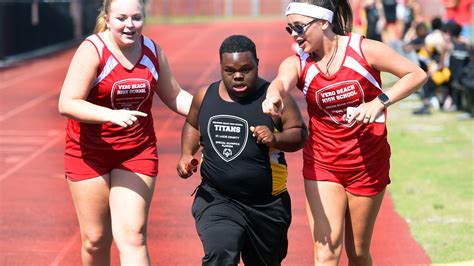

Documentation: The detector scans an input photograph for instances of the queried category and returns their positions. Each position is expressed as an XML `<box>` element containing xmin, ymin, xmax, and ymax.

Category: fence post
<box><xmin>224</xmin><ymin>0</ymin><xmax>233</xmax><ymax>17</ymax></box>
<box><xmin>281</xmin><ymin>0</ymin><xmax>290</xmax><ymax>14</ymax></box>
<box><xmin>250</xmin><ymin>0</ymin><xmax>259</xmax><ymax>17</ymax></box>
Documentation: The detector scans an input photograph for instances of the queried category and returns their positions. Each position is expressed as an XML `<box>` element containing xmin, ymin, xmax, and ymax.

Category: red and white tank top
<box><xmin>296</xmin><ymin>33</ymin><xmax>390</xmax><ymax>171</ymax></box>
<box><xmin>65</xmin><ymin>34</ymin><xmax>159</xmax><ymax>153</ymax></box>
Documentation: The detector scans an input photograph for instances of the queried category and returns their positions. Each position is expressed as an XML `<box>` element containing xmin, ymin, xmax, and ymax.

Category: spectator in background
<box><xmin>442</xmin><ymin>0</ymin><xmax>473</xmax><ymax>41</ymax></box>
<box><xmin>396</xmin><ymin>21</ymin><xmax>428</xmax><ymax>67</ymax></box>
<box><xmin>413</xmin><ymin>17</ymin><xmax>452</xmax><ymax>114</ymax></box>
<box><xmin>58</xmin><ymin>0</ymin><xmax>192</xmax><ymax>264</ymax></box>
<box><xmin>399</xmin><ymin>0</ymin><xmax>419</xmax><ymax>39</ymax></box>
<box><xmin>458</xmin><ymin>48</ymin><xmax>474</xmax><ymax>118</ymax></box>
<box><xmin>364</xmin><ymin>0</ymin><xmax>384</xmax><ymax>41</ymax></box>
<box><xmin>382</xmin><ymin>0</ymin><xmax>399</xmax><ymax>40</ymax></box>
<box><xmin>447</xmin><ymin>22</ymin><xmax>471</xmax><ymax>111</ymax></box>
<box><xmin>403</xmin><ymin>22</ymin><xmax>429</xmax><ymax>58</ymax></box>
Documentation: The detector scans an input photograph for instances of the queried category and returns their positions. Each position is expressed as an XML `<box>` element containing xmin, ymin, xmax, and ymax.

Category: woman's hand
<box><xmin>108</xmin><ymin>109</ymin><xmax>148</xmax><ymax>128</ymax></box>
<box><xmin>262</xmin><ymin>95</ymin><xmax>284</xmax><ymax>117</ymax></box>
<box><xmin>345</xmin><ymin>99</ymin><xmax>385</xmax><ymax>124</ymax></box>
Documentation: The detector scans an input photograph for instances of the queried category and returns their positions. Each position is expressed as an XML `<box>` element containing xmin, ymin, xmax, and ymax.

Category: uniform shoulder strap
<box><xmin>348</xmin><ymin>32</ymin><xmax>364</xmax><ymax>59</ymax></box>
<box><xmin>85</xmin><ymin>34</ymin><xmax>105</xmax><ymax>61</ymax></box>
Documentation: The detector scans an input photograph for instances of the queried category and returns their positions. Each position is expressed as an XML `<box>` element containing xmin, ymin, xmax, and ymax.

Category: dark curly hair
<box><xmin>219</xmin><ymin>35</ymin><xmax>257</xmax><ymax>62</ymax></box>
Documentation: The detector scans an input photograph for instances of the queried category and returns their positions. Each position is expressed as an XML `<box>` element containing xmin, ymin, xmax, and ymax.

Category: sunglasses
<box><xmin>285</xmin><ymin>19</ymin><xmax>318</xmax><ymax>35</ymax></box>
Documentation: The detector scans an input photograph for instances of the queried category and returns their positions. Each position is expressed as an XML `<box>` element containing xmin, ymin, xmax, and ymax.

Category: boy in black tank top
<box><xmin>177</xmin><ymin>35</ymin><xmax>307</xmax><ymax>265</ymax></box>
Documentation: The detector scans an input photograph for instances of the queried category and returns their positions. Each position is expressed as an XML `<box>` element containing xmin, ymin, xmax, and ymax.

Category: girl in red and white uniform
<box><xmin>58</xmin><ymin>0</ymin><xmax>192</xmax><ymax>264</ymax></box>
<box><xmin>262</xmin><ymin>0</ymin><xmax>427</xmax><ymax>265</ymax></box>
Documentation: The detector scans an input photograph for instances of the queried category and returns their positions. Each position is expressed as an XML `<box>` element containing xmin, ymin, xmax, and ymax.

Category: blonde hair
<box><xmin>94</xmin><ymin>0</ymin><xmax>146</xmax><ymax>33</ymax></box>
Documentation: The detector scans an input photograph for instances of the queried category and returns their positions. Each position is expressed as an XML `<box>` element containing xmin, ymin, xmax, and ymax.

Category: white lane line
<box><xmin>49</xmin><ymin>230</ymin><xmax>81</xmax><ymax>266</ymax></box>
<box><xmin>0</xmin><ymin>63</ymin><xmax>66</xmax><ymax>91</ymax></box>
<box><xmin>0</xmin><ymin>137</ymin><xmax>50</xmax><ymax>144</ymax></box>
<box><xmin>0</xmin><ymin>134</ymin><xmax>63</xmax><ymax>182</ymax></box>
<box><xmin>0</xmin><ymin>90</ymin><xmax>58</xmax><ymax>122</ymax></box>
<box><xmin>0</xmin><ymin>129</ymin><xmax>60</xmax><ymax>136</ymax></box>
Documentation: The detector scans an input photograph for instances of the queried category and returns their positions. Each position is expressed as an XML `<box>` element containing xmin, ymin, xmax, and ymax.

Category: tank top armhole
<box><xmin>349</xmin><ymin>33</ymin><xmax>371</xmax><ymax>65</ymax></box>
<box><xmin>295</xmin><ymin>53</ymin><xmax>305</xmax><ymax>91</ymax></box>
<box><xmin>85</xmin><ymin>34</ymin><xmax>105</xmax><ymax>72</ymax></box>
<box><xmin>197</xmin><ymin>81</ymin><xmax>220</xmax><ymax>123</ymax></box>
<box><xmin>350</xmin><ymin>32</ymin><xmax>382</xmax><ymax>88</ymax></box>
<box><xmin>143</xmin><ymin>36</ymin><xmax>160</xmax><ymax>73</ymax></box>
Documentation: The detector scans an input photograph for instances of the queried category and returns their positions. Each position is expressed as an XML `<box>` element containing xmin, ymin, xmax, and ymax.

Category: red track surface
<box><xmin>0</xmin><ymin>20</ymin><xmax>431</xmax><ymax>265</ymax></box>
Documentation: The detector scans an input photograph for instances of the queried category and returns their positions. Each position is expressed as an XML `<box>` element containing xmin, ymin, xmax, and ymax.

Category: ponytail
<box><xmin>94</xmin><ymin>8</ymin><xmax>107</xmax><ymax>33</ymax></box>
<box><xmin>331</xmin><ymin>0</ymin><xmax>353</xmax><ymax>35</ymax></box>
<box><xmin>294</xmin><ymin>0</ymin><xmax>353</xmax><ymax>35</ymax></box>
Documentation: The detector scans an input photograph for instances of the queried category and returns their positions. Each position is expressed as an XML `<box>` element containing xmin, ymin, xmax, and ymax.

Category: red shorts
<box><xmin>65</xmin><ymin>143</ymin><xmax>159</xmax><ymax>181</ymax></box>
<box><xmin>303</xmin><ymin>161</ymin><xmax>390</xmax><ymax>196</ymax></box>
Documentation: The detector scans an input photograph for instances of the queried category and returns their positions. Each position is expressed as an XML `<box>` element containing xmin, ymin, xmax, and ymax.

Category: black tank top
<box><xmin>198</xmin><ymin>80</ymin><xmax>288</xmax><ymax>202</ymax></box>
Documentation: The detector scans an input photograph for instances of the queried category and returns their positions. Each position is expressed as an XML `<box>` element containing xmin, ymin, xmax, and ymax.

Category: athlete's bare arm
<box><xmin>363</xmin><ymin>38</ymin><xmax>427</xmax><ymax>104</ymax></box>
<box><xmin>58</xmin><ymin>40</ymin><xmax>147</xmax><ymax>127</ymax></box>
<box><xmin>350</xmin><ymin>38</ymin><xmax>427</xmax><ymax>123</ymax></box>
<box><xmin>252</xmin><ymin>94</ymin><xmax>307</xmax><ymax>152</ymax></box>
<box><xmin>262</xmin><ymin>55</ymin><xmax>300</xmax><ymax>117</ymax></box>
<box><xmin>177</xmin><ymin>87</ymin><xmax>206</xmax><ymax>178</ymax></box>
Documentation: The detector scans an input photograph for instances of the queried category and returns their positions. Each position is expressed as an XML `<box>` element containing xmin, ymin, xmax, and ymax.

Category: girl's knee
<box><xmin>114</xmin><ymin>227</ymin><xmax>147</xmax><ymax>249</ymax></box>
<box><xmin>81</xmin><ymin>230</ymin><xmax>112</xmax><ymax>253</ymax></box>
<box><xmin>313</xmin><ymin>243</ymin><xmax>342</xmax><ymax>264</ymax></box>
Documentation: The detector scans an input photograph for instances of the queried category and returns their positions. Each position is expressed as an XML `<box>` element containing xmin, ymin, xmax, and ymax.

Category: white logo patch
<box><xmin>207</xmin><ymin>115</ymin><xmax>248</xmax><ymax>162</ymax></box>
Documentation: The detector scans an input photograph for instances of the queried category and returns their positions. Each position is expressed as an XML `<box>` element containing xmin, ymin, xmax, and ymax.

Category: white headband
<box><xmin>285</xmin><ymin>2</ymin><xmax>334</xmax><ymax>23</ymax></box>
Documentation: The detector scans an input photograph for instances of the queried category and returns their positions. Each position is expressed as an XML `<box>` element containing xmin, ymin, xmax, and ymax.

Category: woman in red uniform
<box><xmin>262</xmin><ymin>0</ymin><xmax>427</xmax><ymax>265</ymax></box>
<box><xmin>58</xmin><ymin>0</ymin><xmax>192</xmax><ymax>264</ymax></box>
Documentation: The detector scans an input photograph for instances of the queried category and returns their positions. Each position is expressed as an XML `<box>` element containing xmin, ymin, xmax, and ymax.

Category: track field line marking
<box><xmin>0</xmin><ymin>147</ymin><xmax>36</xmax><ymax>152</ymax></box>
<box><xmin>49</xmin><ymin>230</ymin><xmax>81</xmax><ymax>266</ymax></box>
<box><xmin>0</xmin><ymin>133</ymin><xmax>63</xmax><ymax>182</ymax></box>
<box><xmin>0</xmin><ymin>90</ymin><xmax>58</xmax><ymax>122</ymax></box>
<box><xmin>0</xmin><ymin>136</ymin><xmax>53</xmax><ymax>144</ymax></box>
<box><xmin>0</xmin><ymin>64</ymin><xmax>66</xmax><ymax>91</ymax></box>
<box><xmin>0</xmin><ymin>129</ymin><xmax>60</xmax><ymax>136</ymax></box>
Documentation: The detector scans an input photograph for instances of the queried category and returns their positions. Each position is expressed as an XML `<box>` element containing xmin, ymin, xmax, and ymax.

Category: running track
<box><xmin>0</xmin><ymin>20</ymin><xmax>431</xmax><ymax>265</ymax></box>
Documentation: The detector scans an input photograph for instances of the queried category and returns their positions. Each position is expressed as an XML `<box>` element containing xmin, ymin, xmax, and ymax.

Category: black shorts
<box><xmin>192</xmin><ymin>182</ymin><xmax>291</xmax><ymax>266</ymax></box>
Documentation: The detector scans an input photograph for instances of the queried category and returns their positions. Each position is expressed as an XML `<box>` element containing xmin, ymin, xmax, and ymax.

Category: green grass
<box><xmin>383</xmin><ymin>73</ymin><xmax>474</xmax><ymax>263</ymax></box>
